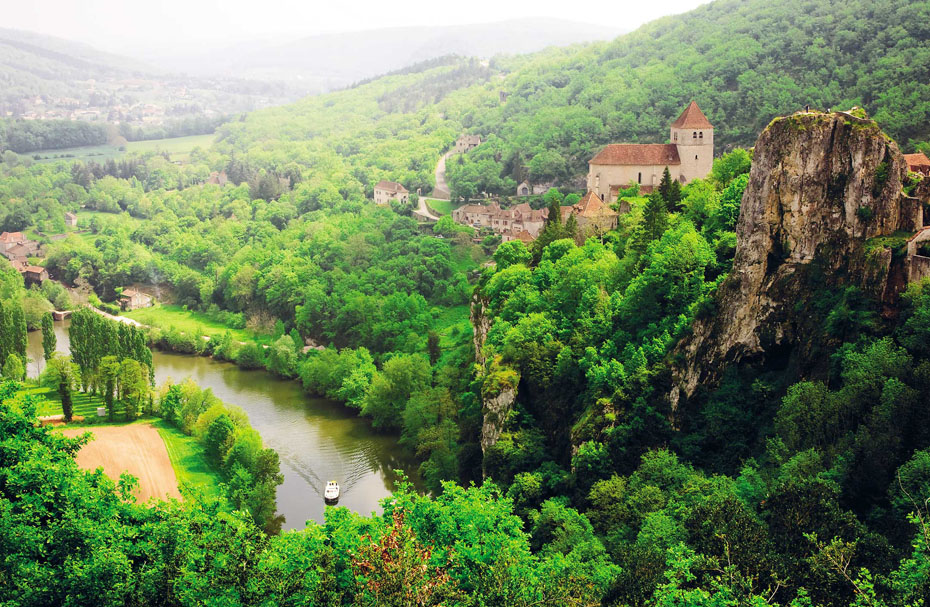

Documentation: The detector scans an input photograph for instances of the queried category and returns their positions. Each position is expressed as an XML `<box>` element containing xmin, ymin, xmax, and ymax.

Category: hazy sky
<box><xmin>1</xmin><ymin>0</ymin><xmax>711</xmax><ymax>55</ymax></box>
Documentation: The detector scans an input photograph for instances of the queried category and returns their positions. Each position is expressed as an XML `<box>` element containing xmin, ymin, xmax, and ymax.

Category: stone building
<box><xmin>23</xmin><ymin>265</ymin><xmax>48</xmax><ymax>286</ymax></box>
<box><xmin>64</xmin><ymin>211</ymin><xmax>78</xmax><ymax>227</ymax></box>
<box><xmin>905</xmin><ymin>153</ymin><xmax>930</xmax><ymax>177</ymax></box>
<box><xmin>561</xmin><ymin>191</ymin><xmax>620</xmax><ymax>233</ymax></box>
<box><xmin>455</xmin><ymin>135</ymin><xmax>481</xmax><ymax>154</ymax></box>
<box><xmin>119</xmin><ymin>289</ymin><xmax>153</xmax><ymax>311</ymax></box>
<box><xmin>373</xmin><ymin>180</ymin><xmax>409</xmax><ymax>205</ymax></box>
<box><xmin>452</xmin><ymin>202</ymin><xmax>549</xmax><ymax>239</ymax></box>
<box><xmin>587</xmin><ymin>101</ymin><xmax>714</xmax><ymax>201</ymax></box>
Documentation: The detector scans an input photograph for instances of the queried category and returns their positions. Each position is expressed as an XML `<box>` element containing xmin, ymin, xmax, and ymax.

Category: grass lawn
<box><xmin>32</xmin><ymin>133</ymin><xmax>216</xmax><ymax>165</ymax></box>
<box><xmin>152</xmin><ymin>419</ymin><xmax>225</xmax><ymax>501</ymax></box>
<box><xmin>33</xmin><ymin>143</ymin><xmax>124</xmax><ymax>164</ymax></box>
<box><xmin>425</xmin><ymin>198</ymin><xmax>453</xmax><ymax>215</ymax></box>
<box><xmin>125</xmin><ymin>134</ymin><xmax>216</xmax><ymax>162</ymax></box>
<box><xmin>21</xmin><ymin>385</ymin><xmax>117</xmax><ymax>419</ymax></box>
<box><xmin>122</xmin><ymin>304</ymin><xmax>266</xmax><ymax>343</ymax></box>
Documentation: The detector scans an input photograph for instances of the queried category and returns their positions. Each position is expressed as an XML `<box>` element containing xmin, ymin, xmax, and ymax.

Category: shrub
<box><xmin>236</xmin><ymin>343</ymin><xmax>266</xmax><ymax>370</ymax></box>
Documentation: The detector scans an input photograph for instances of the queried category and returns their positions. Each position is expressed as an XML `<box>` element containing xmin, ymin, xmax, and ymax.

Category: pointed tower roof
<box><xmin>671</xmin><ymin>101</ymin><xmax>713</xmax><ymax>129</ymax></box>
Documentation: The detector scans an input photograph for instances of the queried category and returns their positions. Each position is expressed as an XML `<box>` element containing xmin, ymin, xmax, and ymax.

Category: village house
<box><xmin>502</xmin><ymin>229</ymin><xmax>534</xmax><ymax>244</ymax></box>
<box><xmin>373</xmin><ymin>180</ymin><xmax>409</xmax><ymax>205</ymax></box>
<box><xmin>5</xmin><ymin>258</ymin><xmax>28</xmax><ymax>273</ymax></box>
<box><xmin>64</xmin><ymin>211</ymin><xmax>78</xmax><ymax>228</ymax></box>
<box><xmin>0</xmin><ymin>232</ymin><xmax>39</xmax><ymax>256</ymax></box>
<box><xmin>905</xmin><ymin>153</ymin><xmax>930</xmax><ymax>177</ymax></box>
<box><xmin>119</xmin><ymin>289</ymin><xmax>153</xmax><ymax>311</ymax></box>
<box><xmin>561</xmin><ymin>191</ymin><xmax>620</xmax><ymax>233</ymax></box>
<box><xmin>452</xmin><ymin>202</ymin><xmax>549</xmax><ymax>239</ymax></box>
<box><xmin>23</xmin><ymin>265</ymin><xmax>48</xmax><ymax>286</ymax></box>
<box><xmin>587</xmin><ymin>101</ymin><xmax>714</xmax><ymax>202</ymax></box>
<box><xmin>0</xmin><ymin>232</ymin><xmax>25</xmax><ymax>253</ymax></box>
<box><xmin>455</xmin><ymin>135</ymin><xmax>481</xmax><ymax>154</ymax></box>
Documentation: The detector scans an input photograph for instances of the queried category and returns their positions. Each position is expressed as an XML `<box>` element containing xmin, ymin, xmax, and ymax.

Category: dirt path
<box><xmin>59</xmin><ymin>423</ymin><xmax>182</xmax><ymax>502</ymax></box>
<box><xmin>88</xmin><ymin>305</ymin><xmax>144</xmax><ymax>327</ymax></box>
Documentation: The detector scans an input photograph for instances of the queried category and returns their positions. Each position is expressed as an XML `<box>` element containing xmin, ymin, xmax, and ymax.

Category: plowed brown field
<box><xmin>60</xmin><ymin>423</ymin><xmax>182</xmax><ymax>501</ymax></box>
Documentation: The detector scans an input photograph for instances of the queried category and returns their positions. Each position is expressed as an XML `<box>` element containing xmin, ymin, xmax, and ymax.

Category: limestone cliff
<box><xmin>470</xmin><ymin>291</ymin><xmax>519</xmax><ymax>470</ymax></box>
<box><xmin>670</xmin><ymin>111</ymin><xmax>923</xmax><ymax>410</ymax></box>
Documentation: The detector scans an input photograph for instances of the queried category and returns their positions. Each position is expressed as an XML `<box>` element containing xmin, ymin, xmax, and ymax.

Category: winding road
<box><xmin>414</xmin><ymin>150</ymin><xmax>454</xmax><ymax>222</ymax></box>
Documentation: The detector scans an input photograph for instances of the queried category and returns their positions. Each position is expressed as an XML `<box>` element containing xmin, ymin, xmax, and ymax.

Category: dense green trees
<box><xmin>69</xmin><ymin>308</ymin><xmax>152</xmax><ymax>389</ymax></box>
<box><xmin>0</xmin><ymin>119</ymin><xmax>107</xmax><ymax>153</ymax></box>
<box><xmin>155</xmin><ymin>379</ymin><xmax>285</xmax><ymax>533</ymax></box>
<box><xmin>0</xmin><ymin>386</ymin><xmax>620</xmax><ymax>605</ymax></box>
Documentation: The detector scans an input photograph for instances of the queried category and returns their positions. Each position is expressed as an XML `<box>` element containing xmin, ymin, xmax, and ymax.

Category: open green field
<box><xmin>125</xmin><ymin>134</ymin><xmax>216</xmax><ymax>161</ymax></box>
<box><xmin>21</xmin><ymin>385</ymin><xmax>116</xmax><ymax>419</ymax></box>
<box><xmin>425</xmin><ymin>198</ymin><xmax>453</xmax><ymax>215</ymax></box>
<box><xmin>153</xmin><ymin>419</ymin><xmax>225</xmax><ymax>500</ymax></box>
<box><xmin>122</xmin><ymin>304</ymin><xmax>265</xmax><ymax>343</ymax></box>
<box><xmin>32</xmin><ymin>133</ymin><xmax>216</xmax><ymax>164</ymax></box>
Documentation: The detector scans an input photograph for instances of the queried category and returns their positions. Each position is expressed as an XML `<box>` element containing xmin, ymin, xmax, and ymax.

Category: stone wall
<box><xmin>909</xmin><ymin>255</ymin><xmax>930</xmax><ymax>283</ymax></box>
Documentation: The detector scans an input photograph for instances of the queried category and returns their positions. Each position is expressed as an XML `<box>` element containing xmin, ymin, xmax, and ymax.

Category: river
<box><xmin>27</xmin><ymin>321</ymin><xmax>419</xmax><ymax>530</ymax></box>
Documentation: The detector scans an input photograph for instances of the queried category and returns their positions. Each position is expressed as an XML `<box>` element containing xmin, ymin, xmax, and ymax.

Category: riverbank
<box><xmin>27</xmin><ymin>321</ymin><xmax>423</xmax><ymax>529</ymax></box>
<box><xmin>16</xmin><ymin>383</ymin><xmax>224</xmax><ymax>503</ymax></box>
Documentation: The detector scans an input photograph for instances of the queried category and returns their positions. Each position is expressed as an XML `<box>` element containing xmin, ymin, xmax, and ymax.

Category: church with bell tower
<box><xmin>587</xmin><ymin>101</ymin><xmax>714</xmax><ymax>202</ymax></box>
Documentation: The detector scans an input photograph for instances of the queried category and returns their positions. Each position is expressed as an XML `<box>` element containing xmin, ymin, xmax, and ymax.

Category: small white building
<box><xmin>373</xmin><ymin>180</ymin><xmax>409</xmax><ymax>205</ymax></box>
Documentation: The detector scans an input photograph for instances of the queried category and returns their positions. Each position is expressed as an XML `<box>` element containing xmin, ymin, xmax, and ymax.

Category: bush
<box><xmin>236</xmin><ymin>343</ymin><xmax>266</xmax><ymax>370</ymax></box>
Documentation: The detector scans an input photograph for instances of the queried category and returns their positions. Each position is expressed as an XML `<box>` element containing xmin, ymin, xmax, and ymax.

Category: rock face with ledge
<box><xmin>670</xmin><ymin>111</ymin><xmax>923</xmax><ymax>411</ymax></box>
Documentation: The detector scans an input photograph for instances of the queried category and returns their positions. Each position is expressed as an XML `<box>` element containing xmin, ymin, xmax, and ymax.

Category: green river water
<box><xmin>27</xmin><ymin>320</ymin><xmax>419</xmax><ymax>530</ymax></box>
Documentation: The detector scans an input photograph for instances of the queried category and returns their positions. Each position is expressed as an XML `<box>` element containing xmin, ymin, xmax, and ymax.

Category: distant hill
<box><xmin>219</xmin><ymin>0</ymin><xmax>930</xmax><ymax>198</ymax></box>
<box><xmin>0</xmin><ymin>28</ymin><xmax>152</xmax><ymax>102</ymax></box>
<box><xmin>163</xmin><ymin>18</ymin><xmax>626</xmax><ymax>93</ymax></box>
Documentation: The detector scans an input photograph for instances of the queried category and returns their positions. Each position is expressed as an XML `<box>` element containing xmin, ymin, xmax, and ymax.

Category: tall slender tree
<box><xmin>41</xmin><ymin>313</ymin><xmax>56</xmax><ymax>362</ymax></box>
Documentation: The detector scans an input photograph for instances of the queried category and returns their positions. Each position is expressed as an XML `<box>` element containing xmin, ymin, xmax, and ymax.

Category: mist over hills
<box><xmin>147</xmin><ymin>18</ymin><xmax>626</xmax><ymax>93</ymax></box>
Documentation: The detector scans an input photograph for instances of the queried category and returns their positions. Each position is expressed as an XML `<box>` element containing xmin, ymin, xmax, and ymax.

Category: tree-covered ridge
<box><xmin>217</xmin><ymin>0</ymin><xmax>930</xmax><ymax>200</ymax></box>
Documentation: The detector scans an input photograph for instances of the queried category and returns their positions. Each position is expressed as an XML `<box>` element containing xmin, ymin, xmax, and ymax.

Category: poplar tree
<box><xmin>42</xmin><ymin>313</ymin><xmax>56</xmax><ymax>362</ymax></box>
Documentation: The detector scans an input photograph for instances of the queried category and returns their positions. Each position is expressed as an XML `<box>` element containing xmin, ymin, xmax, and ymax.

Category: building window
<box><xmin>674</xmin><ymin>132</ymin><xmax>678</xmax><ymax>141</ymax></box>
<box><xmin>699</xmin><ymin>131</ymin><xmax>703</xmax><ymax>139</ymax></box>
<box><xmin>695</xmin><ymin>155</ymin><xmax>699</xmax><ymax>160</ymax></box>
<box><xmin>692</xmin><ymin>131</ymin><xmax>697</xmax><ymax>138</ymax></box>
<box><xmin>638</xmin><ymin>172</ymin><xmax>642</xmax><ymax>184</ymax></box>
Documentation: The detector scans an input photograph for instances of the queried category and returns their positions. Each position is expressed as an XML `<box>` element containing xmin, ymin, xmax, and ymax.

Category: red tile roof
<box><xmin>573</xmin><ymin>191</ymin><xmax>618</xmax><ymax>218</ymax></box>
<box><xmin>904</xmin><ymin>153</ymin><xmax>930</xmax><ymax>169</ymax></box>
<box><xmin>374</xmin><ymin>180</ymin><xmax>408</xmax><ymax>193</ymax></box>
<box><xmin>0</xmin><ymin>232</ymin><xmax>24</xmax><ymax>243</ymax></box>
<box><xmin>562</xmin><ymin>192</ymin><xmax>619</xmax><ymax>220</ymax></box>
<box><xmin>671</xmin><ymin>101</ymin><xmax>713</xmax><ymax>129</ymax></box>
<box><xmin>590</xmin><ymin>143</ymin><xmax>681</xmax><ymax>166</ymax></box>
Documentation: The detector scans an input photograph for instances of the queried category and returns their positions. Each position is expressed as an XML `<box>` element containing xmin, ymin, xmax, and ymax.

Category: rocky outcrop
<box><xmin>470</xmin><ymin>291</ymin><xmax>519</xmax><ymax>471</ymax></box>
<box><xmin>670</xmin><ymin>111</ymin><xmax>923</xmax><ymax>411</ymax></box>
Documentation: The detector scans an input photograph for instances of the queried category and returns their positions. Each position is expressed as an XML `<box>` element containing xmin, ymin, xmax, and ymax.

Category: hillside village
<box><xmin>362</xmin><ymin>99</ymin><xmax>930</xmax><ymax>277</ymax></box>
<box><xmin>420</xmin><ymin>101</ymin><xmax>717</xmax><ymax>242</ymax></box>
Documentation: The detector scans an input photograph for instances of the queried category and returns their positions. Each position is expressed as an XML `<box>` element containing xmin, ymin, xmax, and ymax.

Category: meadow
<box><xmin>122</xmin><ymin>303</ymin><xmax>266</xmax><ymax>343</ymax></box>
<box><xmin>32</xmin><ymin>133</ymin><xmax>216</xmax><ymax>164</ymax></box>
